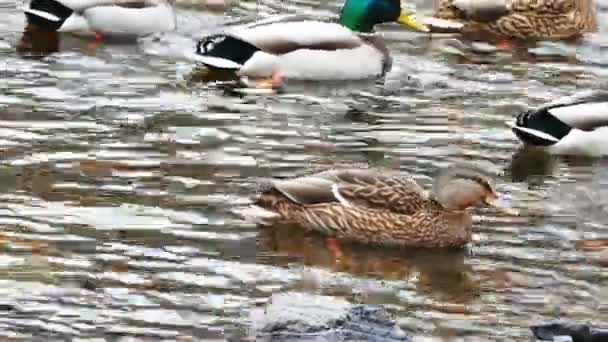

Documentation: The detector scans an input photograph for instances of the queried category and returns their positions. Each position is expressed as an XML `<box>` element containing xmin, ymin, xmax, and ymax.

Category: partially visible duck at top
<box><xmin>425</xmin><ymin>0</ymin><xmax>597</xmax><ymax>42</ymax></box>
<box><xmin>507</xmin><ymin>90</ymin><xmax>608</xmax><ymax>157</ymax></box>
<box><xmin>23</xmin><ymin>0</ymin><xmax>176</xmax><ymax>38</ymax></box>
<box><xmin>192</xmin><ymin>0</ymin><xmax>429</xmax><ymax>88</ymax></box>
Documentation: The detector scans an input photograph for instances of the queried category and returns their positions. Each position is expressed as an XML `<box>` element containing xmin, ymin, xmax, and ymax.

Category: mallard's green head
<box><xmin>339</xmin><ymin>0</ymin><xmax>428</xmax><ymax>33</ymax></box>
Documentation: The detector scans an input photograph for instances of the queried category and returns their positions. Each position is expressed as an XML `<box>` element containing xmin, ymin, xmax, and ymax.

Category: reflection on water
<box><xmin>0</xmin><ymin>0</ymin><xmax>607</xmax><ymax>340</ymax></box>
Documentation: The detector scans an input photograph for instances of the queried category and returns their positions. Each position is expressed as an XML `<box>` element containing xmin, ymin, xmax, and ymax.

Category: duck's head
<box><xmin>339</xmin><ymin>0</ymin><xmax>428</xmax><ymax>33</ymax></box>
<box><xmin>432</xmin><ymin>163</ymin><xmax>518</xmax><ymax>215</ymax></box>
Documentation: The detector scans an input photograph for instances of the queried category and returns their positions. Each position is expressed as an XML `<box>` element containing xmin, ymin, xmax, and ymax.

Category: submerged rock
<box><xmin>250</xmin><ymin>292</ymin><xmax>411</xmax><ymax>341</ymax></box>
<box><xmin>531</xmin><ymin>322</ymin><xmax>608</xmax><ymax>342</ymax></box>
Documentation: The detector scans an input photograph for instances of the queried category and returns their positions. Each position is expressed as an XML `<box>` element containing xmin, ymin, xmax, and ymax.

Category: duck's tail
<box><xmin>24</xmin><ymin>0</ymin><xmax>73</xmax><ymax>31</ymax></box>
<box><xmin>194</xmin><ymin>34</ymin><xmax>261</xmax><ymax>70</ymax></box>
<box><xmin>507</xmin><ymin>108</ymin><xmax>571</xmax><ymax>146</ymax></box>
<box><xmin>232</xmin><ymin>205</ymin><xmax>280</xmax><ymax>226</ymax></box>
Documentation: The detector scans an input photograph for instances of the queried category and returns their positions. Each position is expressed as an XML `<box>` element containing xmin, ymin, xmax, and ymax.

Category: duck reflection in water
<box><xmin>17</xmin><ymin>23</ymin><xmax>61</xmax><ymax>58</ymax></box>
<box><xmin>258</xmin><ymin>224</ymin><xmax>513</xmax><ymax>303</ymax></box>
<box><xmin>507</xmin><ymin>147</ymin><xmax>557</xmax><ymax>184</ymax></box>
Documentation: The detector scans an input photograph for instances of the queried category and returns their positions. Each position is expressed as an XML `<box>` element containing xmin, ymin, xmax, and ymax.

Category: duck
<box><xmin>507</xmin><ymin>90</ymin><xmax>608</xmax><ymax>156</ymax></box>
<box><xmin>191</xmin><ymin>0</ymin><xmax>429</xmax><ymax>87</ymax></box>
<box><xmin>424</xmin><ymin>0</ymin><xmax>597</xmax><ymax>41</ymax></box>
<box><xmin>23</xmin><ymin>0</ymin><xmax>176</xmax><ymax>38</ymax></box>
<box><xmin>249</xmin><ymin>164</ymin><xmax>518</xmax><ymax>248</ymax></box>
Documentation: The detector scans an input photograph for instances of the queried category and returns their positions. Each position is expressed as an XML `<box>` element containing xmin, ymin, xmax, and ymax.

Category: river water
<box><xmin>0</xmin><ymin>0</ymin><xmax>607</xmax><ymax>340</ymax></box>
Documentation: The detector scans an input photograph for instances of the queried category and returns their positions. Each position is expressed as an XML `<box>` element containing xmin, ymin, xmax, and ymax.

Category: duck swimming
<box><xmin>23</xmin><ymin>0</ymin><xmax>176</xmax><ymax>38</ymax></box>
<box><xmin>192</xmin><ymin>0</ymin><xmax>429</xmax><ymax>86</ymax></box>
<box><xmin>250</xmin><ymin>164</ymin><xmax>517</xmax><ymax>248</ymax></box>
<box><xmin>508</xmin><ymin>90</ymin><xmax>608</xmax><ymax>157</ymax></box>
<box><xmin>426</xmin><ymin>0</ymin><xmax>597</xmax><ymax>41</ymax></box>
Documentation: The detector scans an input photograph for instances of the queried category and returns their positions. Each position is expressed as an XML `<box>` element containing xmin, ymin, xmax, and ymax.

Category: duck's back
<box><xmin>230</xmin><ymin>20</ymin><xmax>363</xmax><ymax>54</ymax></box>
<box><xmin>433</xmin><ymin>0</ymin><xmax>597</xmax><ymax>39</ymax></box>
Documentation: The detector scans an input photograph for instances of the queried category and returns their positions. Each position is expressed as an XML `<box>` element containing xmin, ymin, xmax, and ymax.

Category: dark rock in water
<box><xmin>250</xmin><ymin>292</ymin><xmax>411</xmax><ymax>342</ymax></box>
<box><xmin>531</xmin><ymin>322</ymin><xmax>608</xmax><ymax>342</ymax></box>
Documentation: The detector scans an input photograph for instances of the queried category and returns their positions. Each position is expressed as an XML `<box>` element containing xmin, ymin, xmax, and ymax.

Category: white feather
<box><xmin>548</xmin><ymin>127</ymin><xmax>608</xmax><ymax>156</ymax></box>
<box><xmin>195</xmin><ymin>55</ymin><xmax>243</xmax><ymax>69</ymax></box>
<box><xmin>239</xmin><ymin>51</ymin><xmax>280</xmax><ymax>77</ymax></box>
<box><xmin>58</xmin><ymin>14</ymin><xmax>91</xmax><ymax>33</ymax></box>
<box><xmin>238</xmin><ymin>44</ymin><xmax>383</xmax><ymax>80</ymax></box>
<box><xmin>331</xmin><ymin>184</ymin><xmax>352</xmax><ymax>207</ymax></box>
<box><xmin>420</xmin><ymin>16</ymin><xmax>464</xmax><ymax>30</ymax></box>
<box><xmin>232</xmin><ymin>205</ymin><xmax>279</xmax><ymax>226</ymax></box>
<box><xmin>239</xmin><ymin>14</ymin><xmax>304</xmax><ymax>29</ymax></box>
<box><xmin>452</xmin><ymin>0</ymin><xmax>511</xmax><ymax>14</ymax></box>
<box><xmin>23</xmin><ymin>8</ymin><xmax>60</xmax><ymax>22</ymax></box>
<box><xmin>82</xmin><ymin>5</ymin><xmax>175</xmax><ymax>35</ymax></box>
<box><xmin>230</xmin><ymin>21</ymin><xmax>362</xmax><ymax>53</ymax></box>
<box><xmin>547</xmin><ymin>102</ymin><xmax>608</xmax><ymax>129</ymax></box>
<box><xmin>506</xmin><ymin>121</ymin><xmax>560</xmax><ymax>142</ymax></box>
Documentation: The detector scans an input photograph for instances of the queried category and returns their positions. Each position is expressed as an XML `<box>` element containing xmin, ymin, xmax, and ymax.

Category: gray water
<box><xmin>0</xmin><ymin>0</ymin><xmax>607</xmax><ymax>340</ymax></box>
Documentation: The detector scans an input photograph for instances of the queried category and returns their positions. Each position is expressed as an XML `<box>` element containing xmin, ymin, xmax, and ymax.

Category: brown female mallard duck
<box><xmin>426</xmin><ymin>0</ymin><xmax>597</xmax><ymax>40</ymax></box>
<box><xmin>252</xmin><ymin>164</ymin><xmax>518</xmax><ymax>248</ymax></box>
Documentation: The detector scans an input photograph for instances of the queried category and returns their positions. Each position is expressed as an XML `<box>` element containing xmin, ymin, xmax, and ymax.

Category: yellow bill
<box><xmin>397</xmin><ymin>10</ymin><xmax>430</xmax><ymax>32</ymax></box>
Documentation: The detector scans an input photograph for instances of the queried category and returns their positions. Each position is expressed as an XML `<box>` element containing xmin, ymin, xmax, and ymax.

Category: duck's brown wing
<box><xmin>510</xmin><ymin>0</ymin><xmax>576</xmax><ymax>15</ymax></box>
<box><xmin>332</xmin><ymin>183</ymin><xmax>429</xmax><ymax>215</ymax></box>
<box><xmin>257</xmin><ymin>168</ymin><xmax>425</xmax><ymax>206</ymax></box>
<box><xmin>465</xmin><ymin>11</ymin><xmax>585</xmax><ymax>39</ymax></box>
<box><xmin>318</xmin><ymin>168</ymin><xmax>429</xmax><ymax>215</ymax></box>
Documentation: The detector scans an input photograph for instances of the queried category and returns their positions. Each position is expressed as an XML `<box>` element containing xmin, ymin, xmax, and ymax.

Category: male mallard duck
<box><xmin>192</xmin><ymin>0</ymin><xmax>429</xmax><ymax>87</ymax></box>
<box><xmin>251</xmin><ymin>164</ymin><xmax>517</xmax><ymax>248</ymax></box>
<box><xmin>23</xmin><ymin>0</ymin><xmax>176</xmax><ymax>37</ymax></box>
<box><xmin>425</xmin><ymin>0</ymin><xmax>597</xmax><ymax>41</ymax></box>
<box><xmin>508</xmin><ymin>90</ymin><xmax>608</xmax><ymax>156</ymax></box>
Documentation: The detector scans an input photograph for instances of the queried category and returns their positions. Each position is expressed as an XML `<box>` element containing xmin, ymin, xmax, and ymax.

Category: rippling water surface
<box><xmin>0</xmin><ymin>0</ymin><xmax>607</xmax><ymax>340</ymax></box>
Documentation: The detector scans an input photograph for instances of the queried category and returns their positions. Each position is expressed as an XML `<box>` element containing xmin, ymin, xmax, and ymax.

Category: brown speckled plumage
<box><xmin>433</xmin><ymin>0</ymin><xmax>597</xmax><ymax>40</ymax></box>
<box><xmin>254</xmin><ymin>165</ymin><xmax>509</xmax><ymax>248</ymax></box>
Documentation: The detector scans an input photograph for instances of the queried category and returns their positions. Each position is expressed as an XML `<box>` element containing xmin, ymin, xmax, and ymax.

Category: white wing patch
<box><xmin>331</xmin><ymin>184</ymin><xmax>352</xmax><ymax>207</ymax></box>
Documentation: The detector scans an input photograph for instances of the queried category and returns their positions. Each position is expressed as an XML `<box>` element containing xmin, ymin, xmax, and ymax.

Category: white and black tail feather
<box><xmin>509</xmin><ymin>107</ymin><xmax>572</xmax><ymax>146</ymax></box>
<box><xmin>195</xmin><ymin>34</ymin><xmax>261</xmax><ymax>70</ymax></box>
<box><xmin>509</xmin><ymin>91</ymin><xmax>608</xmax><ymax>147</ymax></box>
<box><xmin>24</xmin><ymin>0</ymin><xmax>73</xmax><ymax>31</ymax></box>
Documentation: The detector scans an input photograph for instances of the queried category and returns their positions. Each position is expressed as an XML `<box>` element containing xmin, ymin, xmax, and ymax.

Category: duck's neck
<box><xmin>339</xmin><ymin>0</ymin><xmax>375</xmax><ymax>33</ymax></box>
